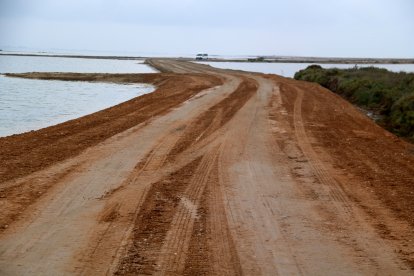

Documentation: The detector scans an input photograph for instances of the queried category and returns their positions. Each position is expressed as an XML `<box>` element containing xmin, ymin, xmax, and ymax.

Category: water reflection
<box><xmin>0</xmin><ymin>55</ymin><xmax>157</xmax><ymax>74</ymax></box>
<box><xmin>0</xmin><ymin>76</ymin><xmax>154</xmax><ymax>137</ymax></box>
<box><xmin>0</xmin><ymin>55</ymin><xmax>156</xmax><ymax>137</ymax></box>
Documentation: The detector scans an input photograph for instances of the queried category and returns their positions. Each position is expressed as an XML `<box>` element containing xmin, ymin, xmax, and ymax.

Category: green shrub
<box><xmin>294</xmin><ymin>66</ymin><xmax>414</xmax><ymax>141</ymax></box>
<box><xmin>390</xmin><ymin>94</ymin><xmax>414</xmax><ymax>138</ymax></box>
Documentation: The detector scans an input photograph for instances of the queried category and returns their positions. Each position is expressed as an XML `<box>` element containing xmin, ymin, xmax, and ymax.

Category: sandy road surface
<box><xmin>1</xmin><ymin>60</ymin><xmax>413</xmax><ymax>275</ymax></box>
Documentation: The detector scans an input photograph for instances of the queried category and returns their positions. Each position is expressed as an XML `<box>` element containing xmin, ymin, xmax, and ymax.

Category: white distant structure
<box><xmin>196</xmin><ymin>53</ymin><xmax>208</xmax><ymax>61</ymax></box>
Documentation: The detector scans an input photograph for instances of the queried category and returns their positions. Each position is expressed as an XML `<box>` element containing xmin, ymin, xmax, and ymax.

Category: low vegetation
<box><xmin>294</xmin><ymin>65</ymin><xmax>414</xmax><ymax>142</ymax></box>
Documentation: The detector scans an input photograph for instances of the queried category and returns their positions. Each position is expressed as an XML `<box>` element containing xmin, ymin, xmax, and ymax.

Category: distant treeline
<box><xmin>294</xmin><ymin>65</ymin><xmax>414</xmax><ymax>142</ymax></box>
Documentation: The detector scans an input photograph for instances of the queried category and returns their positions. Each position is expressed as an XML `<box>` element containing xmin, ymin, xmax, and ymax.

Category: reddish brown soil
<box><xmin>269</xmin><ymin>75</ymin><xmax>414</xmax><ymax>267</ymax></box>
<box><xmin>167</xmin><ymin>76</ymin><xmax>257</xmax><ymax>160</ymax></box>
<box><xmin>115</xmin><ymin>157</ymin><xmax>202</xmax><ymax>275</ymax></box>
<box><xmin>277</xmin><ymin>78</ymin><xmax>414</xmax><ymax>226</ymax></box>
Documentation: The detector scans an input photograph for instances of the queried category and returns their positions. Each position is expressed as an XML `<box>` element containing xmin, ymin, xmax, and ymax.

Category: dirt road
<box><xmin>0</xmin><ymin>60</ymin><xmax>413</xmax><ymax>275</ymax></box>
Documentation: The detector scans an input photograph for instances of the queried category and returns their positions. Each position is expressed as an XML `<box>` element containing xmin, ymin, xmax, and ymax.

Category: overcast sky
<box><xmin>0</xmin><ymin>0</ymin><xmax>413</xmax><ymax>57</ymax></box>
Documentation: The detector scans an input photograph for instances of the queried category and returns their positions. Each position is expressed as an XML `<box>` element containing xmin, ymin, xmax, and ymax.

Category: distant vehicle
<box><xmin>196</xmin><ymin>53</ymin><xmax>208</xmax><ymax>61</ymax></box>
<box><xmin>248</xmin><ymin>56</ymin><xmax>265</xmax><ymax>62</ymax></box>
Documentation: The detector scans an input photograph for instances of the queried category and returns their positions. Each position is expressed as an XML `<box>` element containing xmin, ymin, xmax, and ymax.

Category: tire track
<box><xmin>78</xmin><ymin>127</ymin><xmax>184</xmax><ymax>275</ymax></box>
<box><xmin>293</xmin><ymin>87</ymin><xmax>354</xmax><ymax>218</ymax></box>
<box><xmin>205</xmin><ymin>152</ymin><xmax>242</xmax><ymax>275</ymax></box>
<box><xmin>155</xmin><ymin>146</ymin><xmax>221</xmax><ymax>275</ymax></box>
<box><xmin>287</xmin><ymin>83</ymin><xmax>409</xmax><ymax>274</ymax></box>
<box><xmin>167</xmin><ymin>77</ymin><xmax>257</xmax><ymax>159</ymax></box>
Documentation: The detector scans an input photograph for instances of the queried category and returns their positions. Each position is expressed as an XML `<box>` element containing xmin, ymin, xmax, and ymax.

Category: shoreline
<box><xmin>1</xmin><ymin>52</ymin><xmax>414</xmax><ymax>64</ymax></box>
<box><xmin>0</xmin><ymin>52</ymin><xmax>145</xmax><ymax>61</ymax></box>
<box><xmin>1</xmin><ymin>74</ymin><xmax>155</xmax><ymax>138</ymax></box>
<box><xmin>207</xmin><ymin>58</ymin><xmax>414</xmax><ymax>64</ymax></box>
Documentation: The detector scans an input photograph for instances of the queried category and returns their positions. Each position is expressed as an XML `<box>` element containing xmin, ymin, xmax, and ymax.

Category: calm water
<box><xmin>199</xmin><ymin>62</ymin><xmax>414</xmax><ymax>78</ymax></box>
<box><xmin>0</xmin><ymin>56</ymin><xmax>156</xmax><ymax>137</ymax></box>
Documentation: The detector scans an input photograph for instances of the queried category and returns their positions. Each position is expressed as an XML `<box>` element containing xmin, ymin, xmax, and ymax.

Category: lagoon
<box><xmin>0</xmin><ymin>56</ymin><xmax>155</xmax><ymax>137</ymax></box>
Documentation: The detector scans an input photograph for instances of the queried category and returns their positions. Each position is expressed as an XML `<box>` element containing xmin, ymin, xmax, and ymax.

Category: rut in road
<box><xmin>156</xmin><ymin>147</ymin><xmax>221</xmax><ymax>274</ymax></box>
